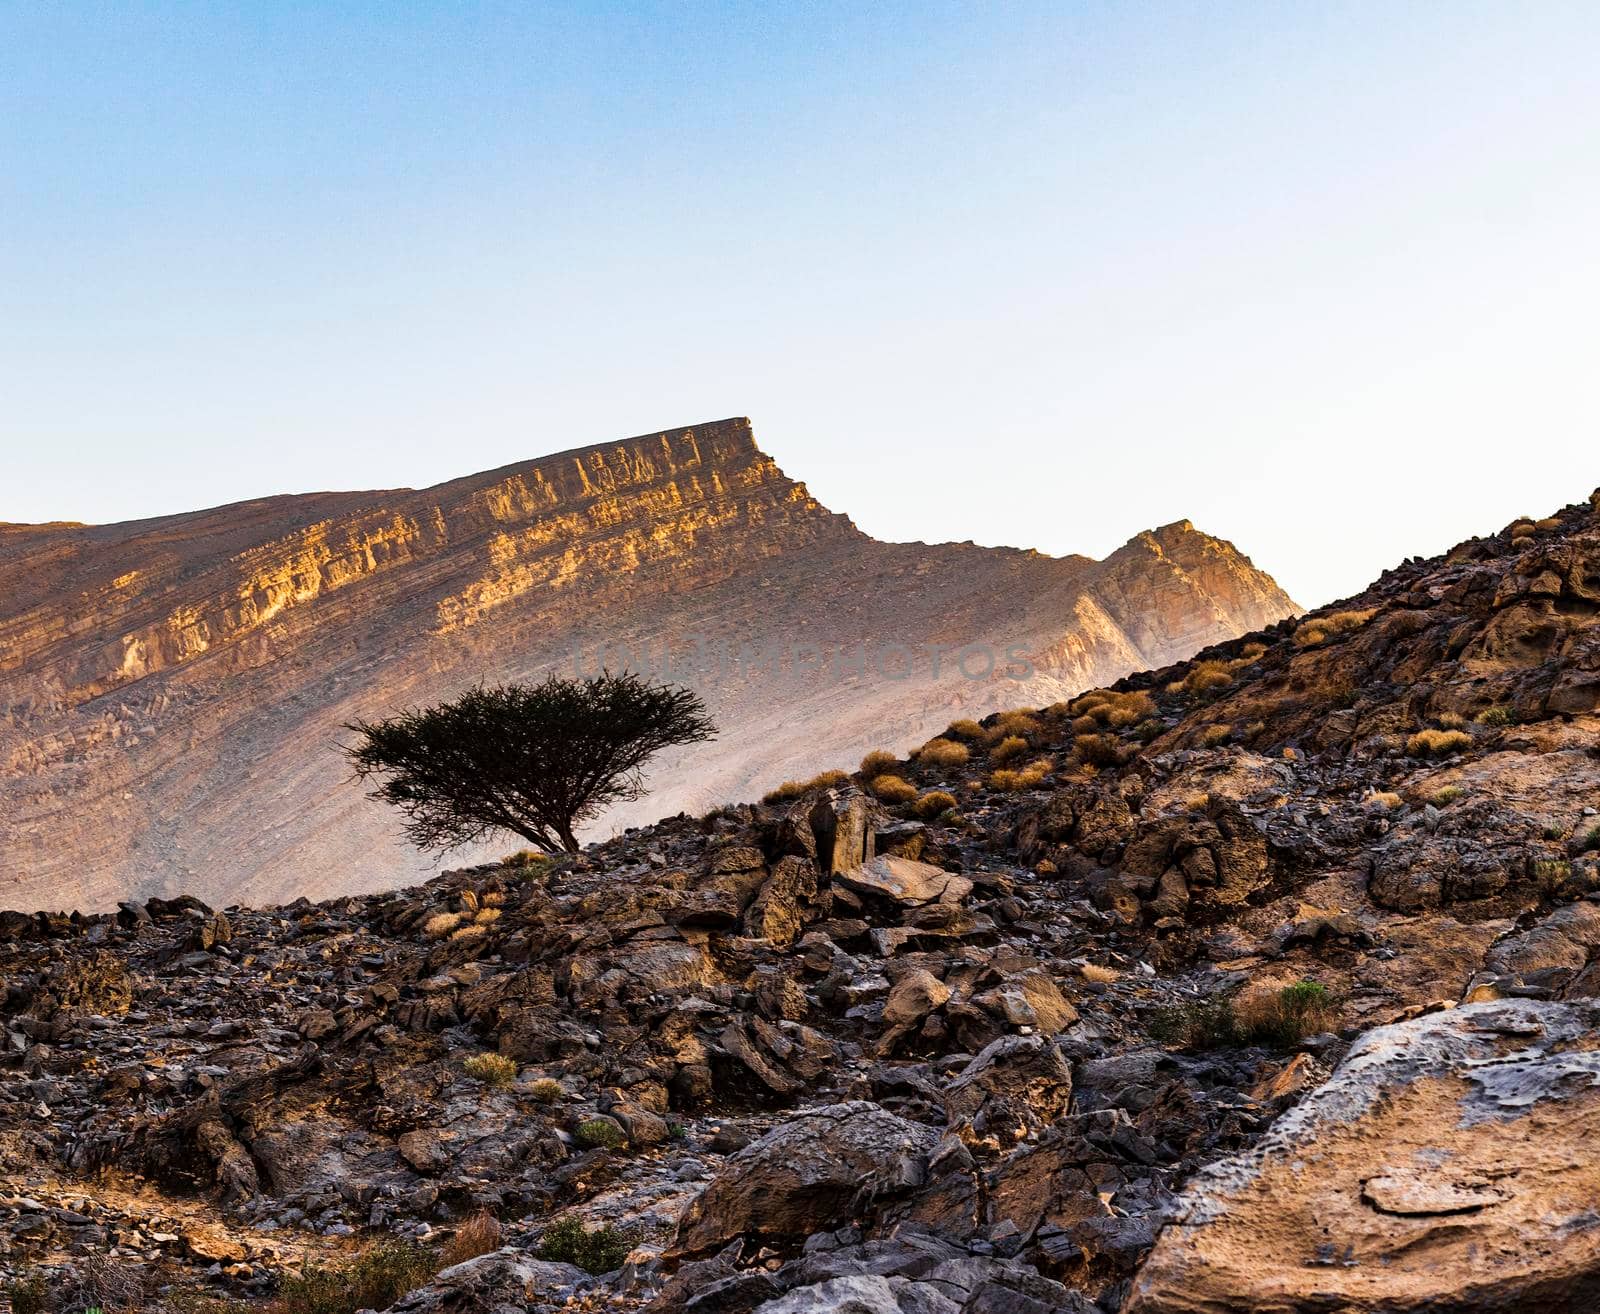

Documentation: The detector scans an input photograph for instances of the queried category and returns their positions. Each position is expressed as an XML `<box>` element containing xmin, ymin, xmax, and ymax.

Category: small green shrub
<box><xmin>502</xmin><ymin>848</ymin><xmax>552</xmax><ymax>869</ymax></box>
<box><xmin>1578</xmin><ymin>827</ymin><xmax>1600</xmax><ymax>855</ymax></box>
<box><xmin>537</xmin><ymin>1217</ymin><xmax>633</xmax><ymax>1275</ymax></box>
<box><xmin>528</xmin><ymin>1077</ymin><xmax>564</xmax><ymax>1104</ymax></box>
<box><xmin>1430</xmin><ymin>786</ymin><xmax>1465</xmax><ymax>806</ymax></box>
<box><xmin>463</xmin><ymin>1052</ymin><xmax>518</xmax><ymax>1088</ymax></box>
<box><xmin>279</xmin><ymin>1242</ymin><xmax>440</xmax><ymax>1314</ymax></box>
<box><xmin>575</xmin><ymin>1117</ymin><xmax>627</xmax><ymax>1149</ymax></box>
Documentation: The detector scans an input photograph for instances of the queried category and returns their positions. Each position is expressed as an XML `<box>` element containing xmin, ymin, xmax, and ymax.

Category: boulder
<box><xmin>674</xmin><ymin>1102</ymin><xmax>940</xmax><ymax>1254</ymax></box>
<box><xmin>942</xmin><ymin>1035</ymin><xmax>1072</xmax><ymax>1138</ymax></box>
<box><xmin>1124</xmin><ymin>999</ymin><xmax>1600</xmax><ymax>1312</ymax></box>
<box><xmin>837</xmin><ymin>857</ymin><xmax>973</xmax><ymax>908</ymax></box>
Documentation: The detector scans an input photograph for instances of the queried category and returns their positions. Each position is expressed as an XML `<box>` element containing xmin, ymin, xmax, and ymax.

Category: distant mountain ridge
<box><xmin>0</xmin><ymin>418</ymin><xmax>1296</xmax><ymax>908</ymax></box>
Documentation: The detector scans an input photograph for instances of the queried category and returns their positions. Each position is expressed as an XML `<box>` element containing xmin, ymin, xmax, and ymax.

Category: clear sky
<box><xmin>4</xmin><ymin>2</ymin><xmax>1597</xmax><ymax>607</ymax></box>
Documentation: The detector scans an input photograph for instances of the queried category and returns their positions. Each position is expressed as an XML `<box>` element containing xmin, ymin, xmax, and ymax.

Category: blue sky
<box><xmin>4</xmin><ymin>2</ymin><xmax>1598</xmax><ymax>606</ymax></box>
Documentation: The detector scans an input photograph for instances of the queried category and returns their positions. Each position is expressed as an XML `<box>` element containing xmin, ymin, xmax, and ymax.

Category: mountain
<box><xmin>0</xmin><ymin>418</ymin><xmax>1294</xmax><ymax>910</ymax></box>
<box><xmin>0</xmin><ymin>490</ymin><xmax>1597</xmax><ymax>1312</ymax></box>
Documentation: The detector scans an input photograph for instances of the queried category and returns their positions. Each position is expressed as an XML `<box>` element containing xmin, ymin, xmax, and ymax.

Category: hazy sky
<box><xmin>4</xmin><ymin>2</ymin><xmax>1598</xmax><ymax>607</ymax></box>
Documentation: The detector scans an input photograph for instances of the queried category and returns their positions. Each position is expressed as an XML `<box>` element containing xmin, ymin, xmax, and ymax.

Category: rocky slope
<box><xmin>0</xmin><ymin>419</ymin><xmax>1295</xmax><ymax>911</ymax></box>
<box><xmin>0</xmin><ymin>490</ymin><xmax>1597</xmax><ymax>1312</ymax></box>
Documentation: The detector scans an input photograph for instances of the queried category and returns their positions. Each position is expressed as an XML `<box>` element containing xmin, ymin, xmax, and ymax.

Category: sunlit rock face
<box><xmin>0</xmin><ymin>418</ymin><xmax>1295</xmax><ymax>909</ymax></box>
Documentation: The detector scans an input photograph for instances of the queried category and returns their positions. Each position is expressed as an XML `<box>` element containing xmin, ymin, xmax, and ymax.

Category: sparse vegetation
<box><xmin>1197</xmin><ymin>724</ymin><xmax>1232</xmax><ymax>748</ymax></box>
<box><xmin>1366</xmin><ymin>791</ymin><xmax>1404</xmax><ymax>811</ymax></box>
<box><xmin>538</xmin><ymin>1217</ymin><xmax>633</xmax><ymax>1275</ymax></box>
<box><xmin>1074</xmin><ymin>689</ymin><xmax>1156</xmax><ymax>728</ymax></box>
<box><xmin>5</xmin><ymin>1272</ymin><xmax>48</xmax><ymax>1314</ymax></box>
<box><xmin>988</xmin><ymin>759</ymin><xmax>1052</xmax><ymax>792</ymax></box>
<box><xmin>762</xmin><ymin>769</ymin><xmax>850</xmax><ymax>804</ymax></box>
<box><xmin>1234</xmin><ymin>980</ymin><xmax>1337</xmax><ymax>1047</ymax></box>
<box><xmin>1183</xmin><ymin>661</ymin><xmax>1234</xmax><ymax>694</ymax></box>
<box><xmin>1294</xmin><ymin>608</ymin><xmax>1376</xmax><ymax>648</ymax></box>
<box><xmin>346</xmin><ymin>673</ymin><xmax>716</xmax><ymax>854</ymax></box>
<box><xmin>463</xmin><ymin>1053</ymin><xmax>518</xmax><ymax>1088</ymax></box>
<box><xmin>423</xmin><ymin>911</ymin><xmax>462</xmax><ymax>938</ymax></box>
<box><xmin>868</xmin><ymin>773</ymin><xmax>918</xmax><ymax>804</ymax></box>
<box><xmin>987</xmin><ymin>711</ymin><xmax>1041</xmax><ymax>740</ymax></box>
<box><xmin>915</xmin><ymin>737</ymin><xmax>970</xmax><ymax>767</ymax></box>
<box><xmin>1080</xmin><ymin>962</ymin><xmax>1121</xmax><ymax>984</ymax></box>
<box><xmin>989</xmin><ymin>734</ymin><xmax>1029</xmax><ymax>764</ymax></box>
<box><xmin>913</xmin><ymin>789</ymin><xmax>959</xmax><ymax>819</ymax></box>
<box><xmin>502</xmin><ymin>848</ymin><xmax>552</xmax><ymax>869</ymax></box>
<box><xmin>859</xmin><ymin>748</ymin><xmax>899</xmax><ymax>776</ymax></box>
<box><xmin>576</xmin><ymin>1117</ymin><xmax>628</xmax><ymax>1149</ymax></box>
<box><xmin>1431</xmin><ymin>786</ymin><xmax>1465</xmax><ymax>806</ymax></box>
<box><xmin>1477</xmin><ymin>705</ymin><xmax>1518</xmax><ymax>726</ymax></box>
<box><xmin>279</xmin><ymin>1241</ymin><xmax>440</xmax><ymax>1314</ymax></box>
<box><xmin>1073</xmin><ymin>733</ymin><xmax>1125</xmax><ymax>767</ymax></box>
<box><xmin>945</xmin><ymin>718</ymin><xmax>984</xmax><ymax>740</ymax></box>
<box><xmin>1535</xmin><ymin>858</ymin><xmax>1574</xmax><ymax>893</ymax></box>
<box><xmin>528</xmin><ymin>1077</ymin><xmax>564</xmax><ymax>1104</ymax></box>
<box><xmin>441</xmin><ymin>1210</ymin><xmax>502</xmax><ymax>1267</ymax></box>
<box><xmin>1151</xmin><ymin>980</ymin><xmax>1335</xmax><ymax>1051</ymax></box>
<box><xmin>1407</xmin><ymin>728</ymin><xmax>1473</xmax><ymax>758</ymax></box>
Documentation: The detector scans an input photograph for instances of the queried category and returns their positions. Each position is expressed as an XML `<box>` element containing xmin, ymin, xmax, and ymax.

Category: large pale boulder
<box><xmin>1124</xmin><ymin>999</ymin><xmax>1600</xmax><ymax>1313</ymax></box>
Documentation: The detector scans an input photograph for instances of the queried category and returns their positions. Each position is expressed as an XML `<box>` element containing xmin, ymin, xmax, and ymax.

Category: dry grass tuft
<box><xmin>1080</xmin><ymin>962</ymin><xmax>1121</xmax><ymax>984</ymax></box>
<box><xmin>423</xmin><ymin>911</ymin><xmax>462</xmax><ymax>939</ymax></box>
<box><xmin>463</xmin><ymin>1052</ymin><xmax>518</xmax><ymax>1088</ymax></box>
<box><xmin>987</xmin><ymin>710</ymin><xmax>1041</xmax><ymax>740</ymax></box>
<box><xmin>1407</xmin><ymin>728</ymin><xmax>1473</xmax><ymax>758</ymax></box>
<box><xmin>1196</xmin><ymin>724</ymin><xmax>1232</xmax><ymax>748</ymax></box>
<box><xmin>441</xmin><ymin>1211</ymin><xmax>503</xmax><ymax>1267</ymax></box>
<box><xmin>987</xmin><ymin>758</ymin><xmax>1052</xmax><ymax>792</ymax></box>
<box><xmin>1183</xmin><ymin>661</ymin><xmax>1234</xmax><ymax>694</ymax></box>
<box><xmin>1294</xmin><ymin>608</ymin><xmax>1376</xmax><ymax>649</ymax></box>
<box><xmin>915</xmin><ymin>737</ymin><xmax>970</xmax><ymax>767</ymax></box>
<box><xmin>945</xmin><ymin>718</ymin><xmax>985</xmax><ymax>740</ymax></box>
<box><xmin>859</xmin><ymin>748</ymin><xmax>900</xmax><ymax>776</ymax></box>
<box><xmin>1073</xmin><ymin>733</ymin><xmax>1125</xmax><ymax>767</ymax></box>
<box><xmin>1365</xmin><ymin>791</ymin><xmax>1404</xmax><ymax>811</ymax></box>
<box><xmin>869</xmin><ymin>774</ymin><xmax>919</xmax><ymax>804</ymax></box>
<box><xmin>762</xmin><ymin>769</ymin><xmax>851</xmax><ymax>804</ymax></box>
<box><xmin>990</xmin><ymin>735</ymin><xmax>1030</xmax><ymax>764</ymax></box>
<box><xmin>913</xmin><ymin>789</ymin><xmax>959</xmax><ymax>819</ymax></box>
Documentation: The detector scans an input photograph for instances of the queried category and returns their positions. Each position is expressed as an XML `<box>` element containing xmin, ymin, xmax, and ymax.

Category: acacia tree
<box><xmin>345</xmin><ymin>673</ymin><xmax>716</xmax><ymax>854</ymax></box>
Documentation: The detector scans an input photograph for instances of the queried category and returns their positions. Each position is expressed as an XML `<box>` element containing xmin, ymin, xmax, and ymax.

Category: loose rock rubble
<box><xmin>2</xmin><ymin>490</ymin><xmax>1599</xmax><ymax>1311</ymax></box>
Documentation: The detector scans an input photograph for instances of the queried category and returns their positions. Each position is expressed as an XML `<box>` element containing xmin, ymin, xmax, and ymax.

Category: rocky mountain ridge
<box><xmin>0</xmin><ymin>488</ymin><xmax>1597</xmax><ymax>1312</ymax></box>
<box><xmin>0</xmin><ymin>418</ymin><xmax>1295</xmax><ymax>910</ymax></box>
